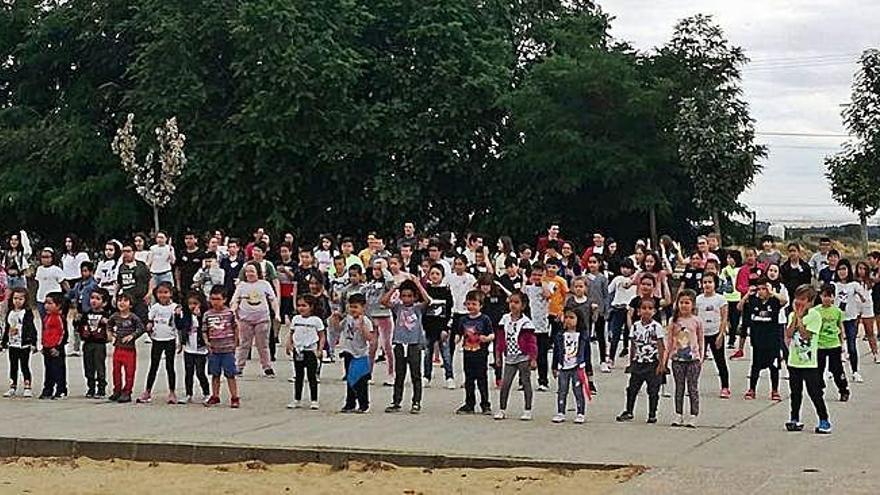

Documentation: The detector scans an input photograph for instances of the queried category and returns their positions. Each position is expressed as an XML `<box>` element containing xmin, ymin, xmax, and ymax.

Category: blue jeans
<box><xmin>608</xmin><ymin>307</ymin><xmax>628</xmax><ymax>360</ymax></box>
<box><xmin>151</xmin><ymin>271</ymin><xmax>174</xmax><ymax>287</ymax></box>
<box><xmin>423</xmin><ymin>333</ymin><xmax>452</xmax><ymax>381</ymax></box>
<box><xmin>844</xmin><ymin>319</ymin><xmax>859</xmax><ymax>373</ymax></box>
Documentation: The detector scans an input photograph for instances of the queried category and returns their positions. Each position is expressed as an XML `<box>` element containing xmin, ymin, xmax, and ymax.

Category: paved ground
<box><xmin>1</xmin><ymin>337</ymin><xmax>879</xmax><ymax>494</ymax></box>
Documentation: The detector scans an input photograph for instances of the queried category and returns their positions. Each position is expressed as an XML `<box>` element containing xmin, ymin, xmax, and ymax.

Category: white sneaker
<box><xmin>600</xmin><ymin>362</ymin><xmax>611</xmax><ymax>373</ymax></box>
<box><xmin>287</xmin><ymin>377</ymin><xmax>295</xmax><ymax>383</ymax></box>
<box><xmin>3</xmin><ymin>388</ymin><xmax>15</xmax><ymax>398</ymax></box>
<box><xmin>22</xmin><ymin>388</ymin><xmax>32</xmax><ymax>398</ymax></box>
<box><xmin>661</xmin><ymin>384</ymin><xmax>671</xmax><ymax>397</ymax></box>
<box><xmin>422</xmin><ymin>377</ymin><xmax>431</xmax><ymax>388</ymax></box>
<box><xmin>672</xmin><ymin>414</ymin><xmax>684</xmax><ymax>426</ymax></box>
<box><xmin>520</xmin><ymin>410</ymin><xmax>533</xmax><ymax>421</ymax></box>
<box><xmin>853</xmin><ymin>372</ymin><xmax>864</xmax><ymax>383</ymax></box>
<box><xmin>874</xmin><ymin>354</ymin><xmax>879</xmax><ymax>364</ymax></box>
<box><xmin>551</xmin><ymin>413</ymin><xmax>565</xmax><ymax>423</ymax></box>
<box><xmin>685</xmin><ymin>415</ymin><xmax>697</xmax><ymax>428</ymax></box>
<box><xmin>536</xmin><ymin>384</ymin><xmax>549</xmax><ymax>392</ymax></box>
<box><xmin>574</xmin><ymin>414</ymin><xmax>585</xmax><ymax>424</ymax></box>
<box><xmin>494</xmin><ymin>410</ymin><xmax>506</xmax><ymax>420</ymax></box>
<box><xmin>287</xmin><ymin>400</ymin><xmax>301</xmax><ymax>409</ymax></box>
<box><xmin>310</xmin><ymin>401</ymin><xmax>319</xmax><ymax>410</ymax></box>
<box><xmin>445</xmin><ymin>378</ymin><xmax>456</xmax><ymax>390</ymax></box>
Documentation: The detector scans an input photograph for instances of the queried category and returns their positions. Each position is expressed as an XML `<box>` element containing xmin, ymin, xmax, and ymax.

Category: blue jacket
<box><xmin>67</xmin><ymin>277</ymin><xmax>98</xmax><ymax>313</ymax></box>
<box><xmin>552</xmin><ymin>330</ymin><xmax>588</xmax><ymax>371</ymax></box>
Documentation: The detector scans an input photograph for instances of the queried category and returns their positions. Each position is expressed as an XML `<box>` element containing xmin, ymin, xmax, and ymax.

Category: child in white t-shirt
<box><xmin>286</xmin><ymin>294</ymin><xmax>326</xmax><ymax>409</ymax></box>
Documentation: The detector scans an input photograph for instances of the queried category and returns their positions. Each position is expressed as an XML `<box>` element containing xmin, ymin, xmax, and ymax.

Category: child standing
<box><xmin>741</xmin><ymin>278</ymin><xmax>785</xmax><ymax>400</ymax></box>
<box><xmin>616</xmin><ymin>298</ymin><xmax>666</xmax><ymax>423</ymax></box>
<box><xmin>477</xmin><ymin>274</ymin><xmax>507</xmax><ymax>389</ymax></box>
<box><xmin>381</xmin><ymin>277</ymin><xmax>431</xmax><ymax>414</ymax></box>
<box><xmin>522</xmin><ymin>262</ymin><xmax>551</xmax><ymax>391</ymax></box>
<box><xmin>39</xmin><ymin>293</ymin><xmax>67</xmax><ymax>399</ymax></box>
<box><xmin>608</xmin><ymin>260</ymin><xmax>637</xmax><ymax>367</ymax></box>
<box><xmin>454</xmin><ymin>290</ymin><xmax>494</xmax><ymax>415</ymax></box>
<box><xmin>815</xmin><ymin>284</ymin><xmax>850</xmax><ymax>401</ymax></box>
<box><xmin>2</xmin><ymin>288</ymin><xmax>37</xmax><ymax>398</ymax></box>
<box><xmin>552</xmin><ymin>309</ymin><xmax>588</xmax><ymax>424</ymax></box>
<box><xmin>35</xmin><ymin>248</ymin><xmax>67</xmax><ymax>319</ymax></box>
<box><xmin>333</xmin><ymin>293</ymin><xmax>375</xmax><ymax>413</ymax></box>
<box><xmin>585</xmin><ymin>255</ymin><xmax>610</xmax><ymax>373</ymax></box>
<box><xmin>833</xmin><ymin>260</ymin><xmax>867</xmax><ymax>383</ymax></box>
<box><xmin>176</xmin><ymin>292</ymin><xmax>210</xmax><ymax>404</ymax></box>
<box><xmin>203</xmin><ymin>286</ymin><xmax>240</xmax><ymax>408</ymax></box>
<box><xmin>695</xmin><ymin>274</ymin><xmax>731</xmax><ymax>398</ymax></box>
<box><xmin>138</xmin><ymin>282</ymin><xmax>180</xmax><ymax>404</ymax></box>
<box><xmin>543</xmin><ymin>259</ymin><xmax>569</xmax><ymax>338</ymax></box>
<box><xmin>785</xmin><ymin>285</ymin><xmax>832</xmax><ymax>434</ymax></box>
<box><xmin>494</xmin><ymin>292</ymin><xmax>538</xmax><ymax>421</ymax></box>
<box><xmin>286</xmin><ymin>294</ymin><xmax>326</xmax><ymax>410</ymax></box>
<box><xmin>107</xmin><ymin>293</ymin><xmax>146</xmax><ymax>403</ymax></box>
<box><xmin>423</xmin><ymin>264</ymin><xmax>455</xmax><ymax>389</ymax></box>
<box><xmin>564</xmin><ymin>276</ymin><xmax>596</xmax><ymax>394</ymax></box>
<box><xmin>666</xmin><ymin>290</ymin><xmax>704</xmax><ymax>427</ymax></box>
<box><xmin>76</xmin><ymin>288</ymin><xmax>111</xmax><ymax>398</ymax></box>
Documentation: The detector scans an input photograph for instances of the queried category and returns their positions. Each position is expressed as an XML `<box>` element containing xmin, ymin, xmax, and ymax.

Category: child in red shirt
<box><xmin>40</xmin><ymin>293</ymin><xmax>68</xmax><ymax>399</ymax></box>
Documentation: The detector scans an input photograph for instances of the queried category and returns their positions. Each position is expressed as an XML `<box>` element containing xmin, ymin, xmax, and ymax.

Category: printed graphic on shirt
<box><xmin>562</xmin><ymin>332</ymin><xmax>579</xmax><ymax>369</ymax></box>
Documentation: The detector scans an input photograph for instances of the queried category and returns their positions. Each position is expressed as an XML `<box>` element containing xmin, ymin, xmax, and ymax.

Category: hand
<box><xmin>440</xmin><ymin>330</ymin><xmax>449</xmax><ymax>342</ymax></box>
<box><xmin>174</xmin><ymin>306</ymin><xmax>183</xmax><ymax>317</ymax></box>
<box><xmin>285</xmin><ymin>343</ymin><xmax>293</xmax><ymax>356</ymax></box>
<box><xmin>552</xmin><ymin>369</ymin><xmax>558</xmax><ymax>378</ymax></box>
<box><xmin>275</xmin><ymin>313</ymin><xmax>282</xmax><ymax>323</ymax></box>
<box><xmin>122</xmin><ymin>335</ymin><xmax>133</xmax><ymax>344</ymax></box>
<box><xmin>655</xmin><ymin>363</ymin><xmax>666</xmax><ymax>376</ymax></box>
<box><xmin>715</xmin><ymin>334</ymin><xmax>725</xmax><ymax>349</ymax></box>
<box><xmin>529</xmin><ymin>359</ymin><xmax>537</xmax><ymax>370</ymax></box>
<box><xmin>316</xmin><ymin>349</ymin><xmax>323</xmax><ymax>360</ymax></box>
<box><xmin>49</xmin><ymin>348</ymin><xmax>59</xmax><ymax>357</ymax></box>
<box><xmin>144</xmin><ymin>294</ymin><xmax>151</xmax><ymax>305</ymax></box>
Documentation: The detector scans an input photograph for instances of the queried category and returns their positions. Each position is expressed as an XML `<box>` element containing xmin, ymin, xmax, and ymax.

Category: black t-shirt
<box><xmin>872</xmin><ymin>268</ymin><xmax>880</xmax><ymax>306</ymax></box>
<box><xmin>423</xmin><ymin>285</ymin><xmax>453</xmax><ymax>338</ymax></box>
<box><xmin>629</xmin><ymin>296</ymin><xmax>663</xmax><ymax>323</ymax></box>
<box><xmin>176</xmin><ymin>248</ymin><xmax>204</xmax><ymax>290</ymax></box>
<box><xmin>681</xmin><ymin>268</ymin><xmax>704</xmax><ymax>292</ymax></box>
<box><xmin>780</xmin><ymin>259</ymin><xmax>812</xmax><ymax>297</ymax></box>
<box><xmin>497</xmin><ymin>274</ymin><xmax>524</xmax><ymax>295</ymax></box>
<box><xmin>743</xmin><ymin>295</ymin><xmax>781</xmax><ymax>350</ymax></box>
<box><xmin>220</xmin><ymin>255</ymin><xmax>244</xmax><ymax>295</ymax></box>
<box><xmin>294</xmin><ymin>265</ymin><xmax>323</xmax><ymax>293</ymax></box>
<box><xmin>482</xmin><ymin>293</ymin><xmax>506</xmax><ymax>326</ymax></box>
<box><xmin>818</xmin><ymin>267</ymin><xmax>835</xmax><ymax>286</ymax></box>
<box><xmin>468</xmin><ymin>263</ymin><xmax>491</xmax><ymax>278</ymax></box>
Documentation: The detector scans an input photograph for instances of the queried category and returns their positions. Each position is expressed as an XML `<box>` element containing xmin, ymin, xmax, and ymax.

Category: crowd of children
<box><xmin>2</xmin><ymin>225</ymin><xmax>878</xmax><ymax>436</ymax></box>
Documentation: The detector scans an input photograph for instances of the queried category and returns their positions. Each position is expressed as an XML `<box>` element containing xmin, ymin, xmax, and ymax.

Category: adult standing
<box><xmin>132</xmin><ymin>233</ymin><xmax>150</xmax><ymax>264</ymax></box>
<box><xmin>396</xmin><ymin>221</ymin><xmax>418</xmax><ymax>250</ymax></box>
<box><xmin>244</xmin><ymin>227</ymin><xmax>265</xmax><ymax>260</ymax></box>
<box><xmin>780</xmin><ymin>243</ymin><xmax>812</xmax><ymax>299</ymax></box>
<box><xmin>2</xmin><ymin>231</ymin><xmax>32</xmax><ymax>290</ymax></box>
<box><xmin>809</xmin><ymin>237</ymin><xmax>832</xmax><ymax>281</ymax></box>
<box><xmin>757</xmin><ymin>235</ymin><xmax>783</xmax><ymax>266</ymax></box>
<box><xmin>535</xmin><ymin>223</ymin><xmax>563</xmax><ymax>256</ymax></box>
<box><xmin>60</xmin><ymin>234</ymin><xmax>90</xmax><ymax>290</ymax></box>
<box><xmin>146</xmin><ymin>231</ymin><xmax>176</xmax><ymax>287</ymax></box>
<box><xmin>220</xmin><ymin>238</ymin><xmax>244</xmax><ymax>296</ymax></box>
<box><xmin>175</xmin><ymin>230</ymin><xmax>204</xmax><ymax>292</ymax></box>
<box><xmin>116</xmin><ymin>242</ymin><xmax>151</xmax><ymax>322</ymax></box>
<box><xmin>579</xmin><ymin>232</ymin><xmax>606</xmax><ymax>268</ymax></box>
<box><xmin>231</xmin><ymin>261</ymin><xmax>280</xmax><ymax>378</ymax></box>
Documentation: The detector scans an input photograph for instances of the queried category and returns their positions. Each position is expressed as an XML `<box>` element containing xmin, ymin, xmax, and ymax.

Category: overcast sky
<box><xmin>603</xmin><ymin>0</ymin><xmax>880</xmax><ymax>226</ymax></box>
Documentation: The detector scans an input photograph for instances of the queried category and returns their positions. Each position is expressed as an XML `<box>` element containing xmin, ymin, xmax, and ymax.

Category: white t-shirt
<box><xmin>184</xmin><ymin>314</ymin><xmax>207</xmax><ymax>354</ymax></box>
<box><xmin>148</xmin><ymin>302</ymin><xmax>179</xmax><ymax>341</ymax></box>
<box><xmin>695</xmin><ymin>293</ymin><xmax>726</xmax><ymax>336</ymax></box>
<box><xmin>95</xmin><ymin>259</ymin><xmax>120</xmax><ymax>296</ymax></box>
<box><xmin>447</xmin><ymin>271</ymin><xmax>477</xmax><ymax>314</ymax></box>
<box><xmin>148</xmin><ymin>244</ymin><xmax>175</xmax><ymax>274</ymax></box>
<box><xmin>499</xmin><ymin>313</ymin><xmax>534</xmax><ymax>363</ymax></box>
<box><xmin>134</xmin><ymin>250</ymin><xmax>150</xmax><ymax>264</ymax></box>
<box><xmin>609</xmin><ymin>275</ymin><xmax>637</xmax><ymax>307</ymax></box>
<box><xmin>290</xmin><ymin>315</ymin><xmax>325</xmax><ymax>352</ymax></box>
<box><xmin>561</xmin><ymin>331</ymin><xmax>580</xmax><ymax>370</ymax></box>
<box><xmin>35</xmin><ymin>265</ymin><xmax>65</xmax><ymax>303</ymax></box>
<box><xmin>61</xmin><ymin>252</ymin><xmax>90</xmax><ymax>280</ymax></box>
<box><xmin>6</xmin><ymin>309</ymin><xmax>26</xmax><ymax>348</ymax></box>
<box><xmin>834</xmin><ymin>280</ymin><xmax>866</xmax><ymax>321</ymax></box>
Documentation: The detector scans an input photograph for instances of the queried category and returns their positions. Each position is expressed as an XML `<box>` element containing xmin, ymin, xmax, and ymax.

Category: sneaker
<box><xmin>376</xmin><ymin>354</ymin><xmax>386</xmax><ymax>363</ymax></box>
<box><xmin>874</xmin><ymin>354</ymin><xmax>880</xmax><ymax>364</ymax></box>
<box><xmin>310</xmin><ymin>401</ymin><xmax>319</xmax><ymax>410</ymax></box>
<box><xmin>815</xmin><ymin>419</ymin><xmax>832</xmax><ymax>434</ymax></box>
<box><xmin>287</xmin><ymin>377</ymin><xmax>294</xmax><ymax>383</ymax></box>
<box><xmin>840</xmin><ymin>390</ymin><xmax>851</xmax><ymax>402</ymax></box>
<box><xmin>339</xmin><ymin>407</ymin><xmax>356</xmax><ymax>414</ymax></box>
<box><xmin>726</xmin><ymin>342</ymin><xmax>735</xmax><ymax>349</ymax></box>
<box><xmin>69</xmin><ymin>350</ymin><xmax>81</xmax><ymax>357</ymax></box>
<box><xmin>167</xmin><ymin>392</ymin><xmax>178</xmax><ymax>405</ymax></box>
<box><xmin>661</xmin><ymin>384</ymin><xmax>671</xmax><ymax>398</ymax></box>
<box><xmin>551</xmin><ymin>413</ymin><xmax>565</xmax><ymax>423</ymax></box>
<box><xmin>480</xmin><ymin>406</ymin><xmax>493</xmax><ymax>416</ymax></box>
<box><xmin>135</xmin><ymin>391</ymin><xmax>152</xmax><ymax>403</ymax></box>
<box><xmin>771</xmin><ymin>391</ymin><xmax>782</xmax><ymax>401</ymax></box>
<box><xmin>685</xmin><ymin>415</ymin><xmax>697</xmax><ymax>428</ymax></box>
<box><xmin>117</xmin><ymin>393</ymin><xmax>132</xmax><ymax>403</ymax></box>
<box><xmin>204</xmin><ymin>395</ymin><xmax>221</xmax><ymax>407</ymax></box>
<box><xmin>38</xmin><ymin>394</ymin><xmax>52</xmax><ymax>400</ymax></box>
<box><xmin>54</xmin><ymin>392</ymin><xmax>67</xmax><ymax>400</ymax></box>
<box><xmin>445</xmin><ymin>378</ymin><xmax>456</xmax><ymax>390</ymax></box>
<box><xmin>384</xmin><ymin>404</ymin><xmax>402</xmax><ymax>413</ymax></box>
<box><xmin>536</xmin><ymin>384</ymin><xmax>550</xmax><ymax>392</ymax></box>
<box><xmin>95</xmin><ymin>389</ymin><xmax>106</xmax><ymax>399</ymax></box>
<box><xmin>108</xmin><ymin>392</ymin><xmax>121</xmax><ymax>402</ymax></box>
<box><xmin>730</xmin><ymin>349</ymin><xmax>744</xmax><ymax>359</ymax></box>
<box><xmin>3</xmin><ymin>388</ymin><xmax>15</xmax><ymax>398</ymax></box>
<box><xmin>785</xmin><ymin>420</ymin><xmax>804</xmax><ymax>432</ymax></box>
<box><xmin>619</xmin><ymin>348</ymin><xmax>628</xmax><ymax>358</ymax></box>
<box><xmin>853</xmin><ymin>372</ymin><xmax>864</xmax><ymax>383</ymax></box>
<box><xmin>574</xmin><ymin>414</ymin><xmax>585</xmax><ymax>424</ymax></box>
<box><xmin>22</xmin><ymin>388</ymin><xmax>32</xmax><ymax>398</ymax></box>
<box><xmin>287</xmin><ymin>400</ymin><xmax>301</xmax><ymax>409</ymax></box>
<box><xmin>231</xmin><ymin>396</ymin><xmax>240</xmax><ymax>408</ymax></box>
<box><xmin>720</xmin><ymin>388</ymin><xmax>731</xmax><ymax>399</ymax></box>
<box><xmin>410</xmin><ymin>402</ymin><xmax>421</xmax><ymax>414</ymax></box>
<box><xmin>382</xmin><ymin>381</ymin><xmax>394</xmax><ymax>387</ymax></box>
<box><xmin>455</xmin><ymin>405</ymin><xmax>475</xmax><ymax>415</ymax></box>
<box><xmin>520</xmin><ymin>410</ymin><xmax>533</xmax><ymax>421</ymax></box>
<box><xmin>616</xmin><ymin>411</ymin><xmax>634</xmax><ymax>422</ymax></box>
<box><xmin>671</xmin><ymin>414</ymin><xmax>684</xmax><ymax>427</ymax></box>
<box><xmin>646</xmin><ymin>416</ymin><xmax>657</xmax><ymax>424</ymax></box>
<box><xmin>422</xmin><ymin>377</ymin><xmax>431</xmax><ymax>388</ymax></box>
<box><xmin>494</xmin><ymin>410</ymin><xmax>506</xmax><ymax>420</ymax></box>
<box><xmin>743</xmin><ymin>389</ymin><xmax>756</xmax><ymax>400</ymax></box>
<box><xmin>180</xmin><ymin>395</ymin><xmax>193</xmax><ymax>405</ymax></box>
<box><xmin>85</xmin><ymin>390</ymin><xmax>95</xmax><ymax>399</ymax></box>
<box><xmin>264</xmin><ymin>368</ymin><xmax>276</xmax><ymax>378</ymax></box>
<box><xmin>599</xmin><ymin>362</ymin><xmax>611</xmax><ymax>373</ymax></box>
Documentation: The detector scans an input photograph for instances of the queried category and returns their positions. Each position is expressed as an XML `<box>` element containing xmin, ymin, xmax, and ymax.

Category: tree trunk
<box><xmin>860</xmin><ymin>212</ymin><xmax>869</xmax><ymax>255</ymax></box>
<box><xmin>712</xmin><ymin>210</ymin><xmax>722</xmax><ymax>238</ymax></box>
<box><xmin>152</xmin><ymin>205</ymin><xmax>160</xmax><ymax>234</ymax></box>
<box><xmin>649</xmin><ymin>205</ymin><xmax>658</xmax><ymax>250</ymax></box>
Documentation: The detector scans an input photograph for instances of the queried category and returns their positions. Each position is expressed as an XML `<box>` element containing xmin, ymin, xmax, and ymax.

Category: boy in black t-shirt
<box><xmin>740</xmin><ymin>277</ymin><xmax>785</xmax><ymax>400</ymax></box>
<box><xmin>454</xmin><ymin>290</ymin><xmax>495</xmax><ymax>415</ymax></box>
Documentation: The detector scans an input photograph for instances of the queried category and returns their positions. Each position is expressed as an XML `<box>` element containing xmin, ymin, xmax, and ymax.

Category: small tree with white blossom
<box><xmin>111</xmin><ymin>113</ymin><xmax>187</xmax><ymax>233</ymax></box>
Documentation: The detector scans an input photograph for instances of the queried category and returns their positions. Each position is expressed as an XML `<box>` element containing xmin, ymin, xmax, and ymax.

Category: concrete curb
<box><xmin>0</xmin><ymin>436</ymin><xmax>634</xmax><ymax>471</ymax></box>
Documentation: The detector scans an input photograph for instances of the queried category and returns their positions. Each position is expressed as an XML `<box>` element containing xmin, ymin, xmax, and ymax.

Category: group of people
<box><xmin>1</xmin><ymin>223</ymin><xmax>877</xmax><ymax>434</ymax></box>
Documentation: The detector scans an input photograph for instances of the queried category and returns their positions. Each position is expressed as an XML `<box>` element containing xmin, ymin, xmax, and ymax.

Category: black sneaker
<box><xmin>264</xmin><ymin>368</ymin><xmax>276</xmax><ymax>378</ymax></box>
<box><xmin>108</xmin><ymin>393</ymin><xmax>121</xmax><ymax>402</ymax></box>
<box><xmin>85</xmin><ymin>390</ymin><xmax>95</xmax><ymax>399</ymax></box>
<box><xmin>339</xmin><ymin>407</ymin><xmax>357</xmax><ymax>414</ymax></box>
<box><xmin>618</xmin><ymin>348</ymin><xmax>628</xmax><ymax>358</ymax></box>
<box><xmin>117</xmin><ymin>393</ymin><xmax>132</xmax><ymax>403</ymax></box>
<box><xmin>455</xmin><ymin>405</ymin><xmax>475</xmax><ymax>415</ymax></box>
<box><xmin>840</xmin><ymin>390</ymin><xmax>850</xmax><ymax>402</ymax></box>
<box><xmin>38</xmin><ymin>394</ymin><xmax>52</xmax><ymax>400</ymax></box>
<box><xmin>95</xmin><ymin>389</ymin><xmax>106</xmax><ymax>399</ymax></box>
<box><xmin>356</xmin><ymin>408</ymin><xmax>369</xmax><ymax>414</ymax></box>
<box><xmin>384</xmin><ymin>404</ymin><xmax>402</xmax><ymax>413</ymax></box>
<box><xmin>646</xmin><ymin>416</ymin><xmax>658</xmax><ymax>424</ymax></box>
<box><xmin>480</xmin><ymin>406</ymin><xmax>493</xmax><ymax>416</ymax></box>
<box><xmin>410</xmin><ymin>402</ymin><xmax>421</xmax><ymax>414</ymax></box>
<box><xmin>616</xmin><ymin>411</ymin><xmax>634</xmax><ymax>422</ymax></box>
<box><xmin>376</xmin><ymin>354</ymin><xmax>386</xmax><ymax>363</ymax></box>
<box><xmin>785</xmin><ymin>420</ymin><xmax>804</xmax><ymax>432</ymax></box>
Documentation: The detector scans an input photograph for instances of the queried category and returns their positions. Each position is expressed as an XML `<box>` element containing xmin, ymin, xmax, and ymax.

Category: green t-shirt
<box><xmin>787</xmin><ymin>307</ymin><xmax>821</xmax><ymax>369</ymax></box>
<box><xmin>816</xmin><ymin>305</ymin><xmax>844</xmax><ymax>350</ymax></box>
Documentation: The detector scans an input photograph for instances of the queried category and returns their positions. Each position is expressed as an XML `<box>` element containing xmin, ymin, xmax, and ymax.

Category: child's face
<box><xmin>508</xmin><ymin>296</ymin><xmax>523</xmax><ymax>313</ymax></box>
<box><xmin>280</xmin><ymin>247</ymin><xmax>292</xmax><ymax>260</ymax></box>
<box><xmin>245</xmin><ymin>265</ymin><xmax>259</xmax><ymax>282</ymax></box>
<box><xmin>89</xmin><ymin>292</ymin><xmax>104</xmax><ymax>310</ymax></box>
<box><xmin>701</xmin><ymin>276</ymin><xmax>715</xmax><ymax>294</ymax></box>
<box><xmin>322</xmin><ymin>238</ymin><xmax>331</xmax><ymax>250</ymax></box>
<box><xmin>767</xmin><ymin>264</ymin><xmax>780</xmax><ymax>280</ymax></box>
<box><xmin>156</xmin><ymin>233</ymin><xmax>167</xmax><ymax>245</ymax></box>
<box><xmin>348</xmin><ymin>269</ymin><xmax>362</xmax><ymax>284</ymax></box>
<box><xmin>12</xmin><ymin>292</ymin><xmax>25</xmax><ymax>309</ymax></box>
<box><xmin>621</xmin><ymin>265</ymin><xmax>633</xmax><ymax>277</ymax></box>
<box><xmin>341</xmin><ymin>242</ymin><xmax>353</xmax><ymax>255</ymax></box>
<box><xmin>639</xmin><ymin>278</ymin><xmax>655</xmax><ymax>296</ymax></box>
<box><xmin>429</xmin><ymin>268</ymin><xmax>443</xmax><ymax>285</ymax></box>
<box><xmin>465</xmin><ymin>299</ymin><xmax>481</xmax><ymax>314</ymax></box>
<box><xmin>757</xmin><ymin>284</ymin><xmax>770</xmax><ymax>299</ymax></box>
<box><xmin>399</xmin><ymin>289</ymin><xmax>415</xmax><ymax>305</ymax></box>
<box><xmin>639</xmin><ymin>302</ymin><xmax>655</xmax><ymax>320</ymax></box>
<box><xmin>587</xmin><ymin>258</ymin><xmax>600</xmax><ymax>272</ymax></box>
<box><xmin>40</xmin><ymin>251</ymin><xmax>53</xmax><ymax>266</ymax></box>
<box><xmin>309</xmin><ymin>280</ymin><xmax>322</xmax><ymax>295</ymax></box>
<box><xmin>156</xmin><ymin>287</ymin><xmax>172</xmax><ymax>304</ymax></box>
<box><xmin>644</xmin><ymin>256</ymin><xmax>655</xmax><ymax>271</ymax></box>
<box><xmin>299</xmin><ymin>251</ymin><xmax>313</xmax><ymax>266</ymax></box>
<box><xmin>546</xmin><ymin>264</ymin><xmax>559</xmax><ymax>276</ymax></box>
<box><xmin>348</xmin><ymin>302</ymin><xmax>365</xmax><ymax>318</ymax></box>
<box><xmin>746</xmin><ymin>251</ymin><xmax>757</xmax><ymax>264</ymax></box>
<box><xmin>117</xmin><ymin>298</ymin><xmax>131</xmax><ymax>311</ymax></box>
<box><xmin>81</xmin><ymin>267</ymin><xmax>92</xmax><ymax>279</ymax></box>
<box><xmin>453</xmin><ymin>259</ymin><xmax>466</xmax><ymax>273</ymax></box>
<box><xmin>677</xmin><ymin>297</ymin><xmax>694</xmax><ymax>314</ymax></box>
<box><xmin>210</xmin><ymin>293</ymin><xmax>225</xmax><ymax>310</ymax></box>
<box><xmin>794</xmin><ymin>294</ymin><xmax>812</xmax><ymax>313</ymax></box>
<box><xmin>521</xmin><ymin>249</ymin><xmax>532</xmax><ymax>260</ymax></box>
<box><xmin>573</xmin><ymin>280</ymin><xmax>586</xmax><ymax>296</ymax></box>
<box><xmin>296</xmin><ymin>299</ymin><xmax>312</xmax><ymax>316</ymax></box>
<box><xmin>479</xmin><ymin>284</ymin><xmax>491</xmax><ymax>294</ymax></box>
<box><xmin>44</xmin><ymin>299</ymin><xmax>58</xmax><ymax>313</ymax></box>
<box><xmin>188</xmin><ymin>298</ymin><xmax>201</xmax><ymax>313</ymax></box>
<box><xmin>829</xmin><ymin>254</ymin><xmax>839</xmax><ymax>266</ymax></box>
<box><xmin>228</xmin><ymin>243</ymin><xmax>239</xmax><ymax>257</ymax></box>
<box><xmin>104</xmin><ymin>245</ymin><xmax>115</xmax><ymax>259</ymax></box>
<box><xmin>506</xmin><ymin>264</ymin><xmax>518</xmax><ymax>277</ymax></box>
<box><xmin>563</xmin><ymin>312</ymin><xmax>577</xmax><ymax>329</ymax></box>
<box><xmin>836</xmin><ymin>264</ymin><xmax>848</xmax><ymax>280</ymax></box>
<box><xmin>333</xmin><ymin>259</ymin><xmax>345</xmax><ymax>273</ymax></box>
<box><xmin>821</xmin><ymin>293</ymin><xmax>834</xmax><ymax>306</ymax></box>
<box><xmin>389</xmin><ymin>258</ymin><xmax>401</xmax><ymax>272</ymax></box>
<box><xmin>727</xmin><ymin>254</ymin><xmax>735</xmax><ymax>267</ymax></box>
<box><xmin>529</xmin><ymin>269</ymin><xmax>543</xmax><ymax>284</ymax></box>
<box><xmin>705</xmin><ymin>262</ymin><xmax>718</xmax><ymax>276</ymax></box>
